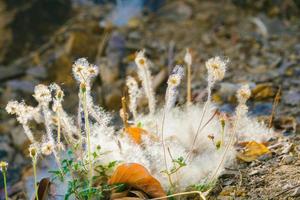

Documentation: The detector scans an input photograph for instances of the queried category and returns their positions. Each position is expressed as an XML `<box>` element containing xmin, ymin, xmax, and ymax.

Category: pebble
<box><xmin>282</xmin><ymin>155</ymin><xmax>294</xmax><ymax>165</ymax></box>
<box><xmin>282</xmin><ymin>143</ymin><xmax>293</xmax><ymax>154</ymax></box>
<box><xmin>257</xmin><ymin>153</ymin><xmax>272</xmax><ymax>161</ymax></box>
<box><xmin>291</xmin><ymin>187</ymin><xmax>300</xmax><ymax>197</ymax></box>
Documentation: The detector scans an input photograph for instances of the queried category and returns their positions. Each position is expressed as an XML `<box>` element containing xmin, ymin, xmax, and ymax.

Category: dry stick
<box><xmin>185</xmin><ymin>109</ymin><xmax>218</xmax><ymax>162</ymax></box>
<box><xmin>150</xmin><ymin>190</ymin><xmax>206</xmax><ymax>200</ymax></box>
<box><xmin>274</xmin><ymin>184</ymin><xmax>300</xmax><ymax>198</ymax></box>
<box><xmin>268</xmin><ymin>86</ymin><xmax>281</xmax><ymax>128</ymax></box>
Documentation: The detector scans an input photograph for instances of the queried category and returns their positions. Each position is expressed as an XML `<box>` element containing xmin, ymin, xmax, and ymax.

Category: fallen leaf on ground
<box><xmin>109</xmin><ymin>163</ymin><xmax>166</xmax><ymax>198</ymax></box>
<box><xmin>125</xmin><ymin>127</ymin><xmax>158</xmax><ymax>144</ymax></box>
<box><xmin>237</xmin><ymin>141</ymin><xmax>270</xmax><ymax>162</ymax></box>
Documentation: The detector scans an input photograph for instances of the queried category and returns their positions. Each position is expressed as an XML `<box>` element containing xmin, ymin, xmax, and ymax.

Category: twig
<box><xmin>274</xmin><ymin>184</ymin><xmax>300</xmax><ymax>198</ymax></box>
<box><xmin>268</xmin><ymin>86</ymin><xmax>281</xmax><ymax>128</ymax></box>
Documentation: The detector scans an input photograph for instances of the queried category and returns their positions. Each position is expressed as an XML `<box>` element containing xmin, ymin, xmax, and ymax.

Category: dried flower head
<box><xmin>6</xmin><ymin>101</ymin><xmax>35</xmax><ymax>123</ymax></box>
<box><xmin>72</xmin><ymin>58</ymin><xmax>99</xmax><ymax>83</ymax></box>
<box><xmin>6</xmin><ymin>101</ymin><xmax>20</xmax><ymax>115</ymax></box>
<box><xmin>184</xmin><ymin>48</ymin><xmax>192</xmax><ymax>67</ymax></box>
<box><xmin>165</xmin><ymin>65</ymin><xmax>185</xmax><ymax>110</ymax></box>
<box><xmin>33</xmin><ymin>84</ymin><xmax>51</xmax><ymax>104</ymax></box>
<box><xmin>135</xmin><ymin>50</ymin><xmax>156</xmax><ymax>114</ymax></box>
<box><xmin>135</xmin><ymin>50</ymin><xmax>149</xmax><ymax>69</ymax></box>
<box><xmin>167</xmin><ymin>65</ymin><xmax>184</xmax><ymax>88</ymax></box>
<box><xmin>0</xmin><ymin>161</ymin><xmax>8</xmax><ymax>171</ymax></box>
<box><xmin>41</xmin><ymin>141</ymin><xmax>54</xmax><ymax>156</ymax></box>
<box><xmin>218</xmin><ymin>112</ymin><xmax>228</xmax><ymax>127</ymax></box>
<box><xmin>206</xmin><ymin>56</ymin><xmax>228</xmax><ymax>82</ymax></box>
<box><xmin>236</xmin><ymin>84</ymin><xmax>251</xmax><ymax>104</ymax></box>
<box><xmin>29</xmin><ymin>144</ymin><xmax>39</xmax><ymax>159</ymax></box>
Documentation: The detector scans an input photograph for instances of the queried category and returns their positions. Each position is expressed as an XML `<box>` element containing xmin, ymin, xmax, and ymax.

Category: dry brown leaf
<box><xmin>109</xmin><ymin>163</ymin><xmax>166</xmax><ymax>198</ymax></box>
<box><xmin>125</xmin><ymin>127</ymin><xmax>159</xmax><ymax>144</ymax></box>
<box><xmin>33</xmin><ymin>178</ymin><xmax>51</xmax><ymax>200</ymax></box>
<box><xmin>125</xmin><ymin>127</ymin><xmax>148</xmax><ymax>144</ymax></box>
<box><xmin>237</xmin><ymin>141</ymin><xmax>270</xmax><ymax>162</ymax></box>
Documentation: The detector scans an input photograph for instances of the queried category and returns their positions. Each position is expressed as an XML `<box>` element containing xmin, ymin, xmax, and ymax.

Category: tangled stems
<box><xmin>1</xmin><ymin>169</ymin><xmax>8</xmax><ymax>200</ymax></box>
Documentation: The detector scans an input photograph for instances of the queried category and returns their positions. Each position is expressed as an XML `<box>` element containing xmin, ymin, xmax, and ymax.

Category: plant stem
<box><xmin>57</xmin><ymin>111</ymin><xmax>61</xmax><ymax>144</ymax></box>
<box><xmin>161</xmin><ymin>109</ymin><xmax>173</xmax><ymax>187</ymax></box>
<box><xmin>82</xmin><ymin>89</ymin><xmax>93</xmax><ymax>196</ymax></box>
<box><xmin>150</xmin><ymin>190</ymin><xmax>206</xmax><ymax>200</ymax></box>
<box><xmin>121</xmin><ymin>97</ymin><xmax>129</xmax><ymax>128</ymax></box>
<box><xmin>221</xmin><ymin>125</ymin><xmax>224</xmax><ymax>147</ymax></box>
<box><xmin>185</xmin><ymin>108</ymin><xmax>218</xmax><ymax>162</ymax></box>
<box><xmin>33</xmin><ymin>159</ymin><xmax>39</xmax><ymax>200</ymax></box>
<box><xmin>187</xmin><ymin>63</ymin><xmax>192</xmax><ymax>105</ymax></box>
<box><xmin>2</xmin><ymin>170</ymin><xmax>8</xmax><ymax>200</ymax></box>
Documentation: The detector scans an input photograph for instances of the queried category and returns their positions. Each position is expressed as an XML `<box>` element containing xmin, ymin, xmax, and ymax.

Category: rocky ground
<box><xmin>0</xmin><ymin>0</ymin><xmax>299</xmax><ymax>199</ymax></box>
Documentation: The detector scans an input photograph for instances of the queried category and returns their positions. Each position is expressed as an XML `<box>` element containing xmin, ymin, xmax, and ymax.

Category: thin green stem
<box><xmin>33</xmin><ymin>159</ymin><xmax>39</xmax><ymax>200</ymax></box>
<box><xmin>221</xmin><ymin>125</ymin><xmax>224</xmax><ymax>147</ymax></box>
<box><xmin>2</xmin><ymin>171</ymin><xmax>8</xmax><ymax>200</ymax></box>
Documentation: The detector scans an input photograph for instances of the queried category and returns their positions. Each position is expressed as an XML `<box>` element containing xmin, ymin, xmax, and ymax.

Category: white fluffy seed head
<box><xmin>6</xmin><ymin>101</ymin><xmax>21</xmax><ymax>115</ymax></box>
<box><xmin>72</xmin><ymin>58</ymin><xmax>99</xmax><ymax>83</ymax></box>
<box><xmin>236</xmin><ymin>84</ymin><xmax>251</xmax><ymax>104</ymax></box>
<box><xmin>41</xmin><ymin>141</ymin><xmax>54</xmax><ymax>156</ymax></box>
<box><xmin>206</xmin><ymin>56</ymin><xmax>228</xmax><ymax>82</ymax></box>
<box><xmin>33</xmin><ymin>84</ymin><xmax>51</xmax><ymax>104</ymax></box>
<box><xmin>184</xmin><ymin>48</ymin><xmax>192</xmax><ymax>66</ymax></box>
<box><xmin>6</xmin><ymin>101</ymin><xmax>35</xmax><ymax>124</ymax></box>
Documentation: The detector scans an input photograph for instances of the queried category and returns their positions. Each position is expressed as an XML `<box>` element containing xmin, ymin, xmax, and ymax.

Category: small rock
<box><xmin>6</xmin><ymin>80</ymin><xmax>37</xmax><ymax>93</ymax></box>
<box><xmin>10</xmin><ymin>126</ymin><xmax>29</xmax><ymax>148</ymax></box>
<box><xmin>282</xmin><ymin>143</ymin><xmax>293</xmax><ymax>154</ymax></box>
<box><xmin>249</xmin><ymin>169</ymin><xmax>260</xmax><ymax>176</ymax></box>
<box><xmin>26</xmin><ymin>66</ymin><xmax>47</xmax><ymax>79</ymax></box>
<box><xmin>258</xmin><ymin>153</ymin><xmax>272</xmax><ymax>161</ymax></box>
<box><xmin>291</xmin><ymin>187</ymin><xmax>300</xmax><ymax>197</ymax></box>
<box><xmin>282</xmin><ymin>155</ymin><xmax>294</xmax><ymax>165</ymax></box>
<box><xmin>283</xmin><ymin>91</ymin><xmax>300</xmax><ymax>106</ymax></box>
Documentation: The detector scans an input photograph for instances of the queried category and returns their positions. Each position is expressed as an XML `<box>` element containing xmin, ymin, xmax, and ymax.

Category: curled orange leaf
<box><xmin>109</xmin><ymin>163</ymin><xmax>166</xmax><ymax>198</ymax></box>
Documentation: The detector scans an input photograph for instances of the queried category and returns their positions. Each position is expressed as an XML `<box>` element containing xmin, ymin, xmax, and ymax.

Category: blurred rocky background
<box><xmin>0</xmin><ymin>0</ymin><xmax>300</xmax><ymax>199</ymax></box>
